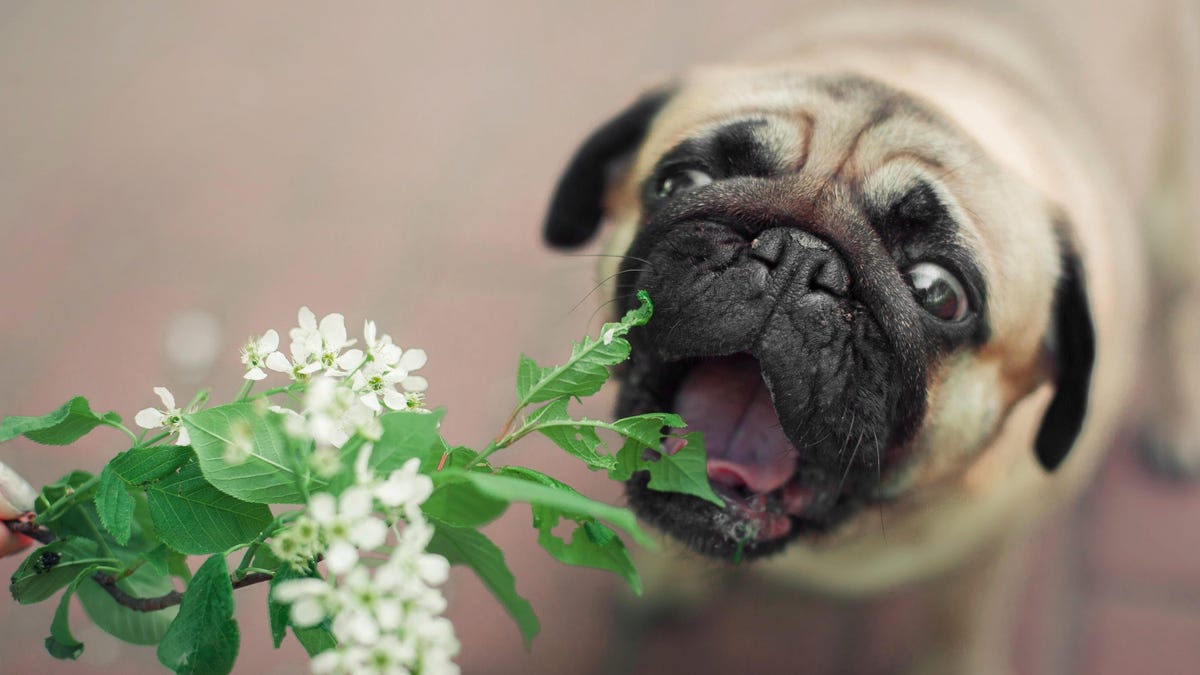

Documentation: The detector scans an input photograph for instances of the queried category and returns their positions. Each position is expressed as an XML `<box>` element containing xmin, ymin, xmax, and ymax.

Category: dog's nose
<box><xmin>750</xmin><ymin>227</ymin><xmax>850</xmax><ymax>297</ymax></box>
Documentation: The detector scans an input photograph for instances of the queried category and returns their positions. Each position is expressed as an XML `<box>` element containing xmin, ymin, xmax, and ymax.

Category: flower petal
<box><xmin>325</xmin><ymin>541</ymin><xmax>359</xmax><ymax>575</ymax></box>
<box><xmin>400</xmin><ymin>375</ymin><xmax>428</xmax><ymax>393</ymax></box>
<box><xmin>244</xmin><ymin>367</ymin><xmax>268</xmax><ymax>381</ymax></box>
<box><xmin>382</xmin><ymin>389</ymin><xmax>408</xmax><ymax>411</ymax></box>
<box><xmin>175</xmin><ymin>427</ymin><xmax>191</xmax><ymax>446</ymax></box>
<box><xmin>360</xmin><ymin>393</ymin><xmax>382</xmax><ymax>413</ymax></box>
<box><xmin>397</xmin><ymin>348</ymin><xmax>427</xmax><ymax>372</ymax></box>
<box><xmin>153</xmin><ymin>387</ymin><xmax>176</xmax><ymax>410</ymax></box>
<box><xmin>319</xmin><ymin>313</ymin><xmax>348</xmax><ymax>348</ymax></box>
<box><xmin>351</xmin><ymin>517</ymin><xmax>388</xmax><ymax>551</ymax></box>
<box><xmin>308</xmin><ymin>493</ymin><xmax>337</xmax><ymax>524</ymax></box>
<box><xmin>291</xmin><ymin>597</ymin><xmax>327</xmax><ymax>628</ymax></box>
<box><xmin>273</xmin><ymin>577</ymin><xmax>328</xmax><ymax>602</ymax></box>
<box><xmin>339</xmin><ymin>487</ymin><xmax>373</xmax><ymax>520</ymax></box>
<box><xmin>298</xmin><ymin>306</ymin><xmax>317</xmax><ymax>331</ymax></box>
<box><xmin>259</xmin><ymin>329</ymin><xmax>279</xmax><ymax>353</ymax></box>
<box><xmin>134</xmin><ymin>408</ymin><xmax>165</xmax><ymax>430</ymax></box>
<box><xmin>265</xmin><ymin>351</ymin><xmax>292</xmax><ymax>372</ymax></box>
<box><xmin>337</xmin><ymin>349</ymin><xmax>364</xmax><ymax>371</ymax></box>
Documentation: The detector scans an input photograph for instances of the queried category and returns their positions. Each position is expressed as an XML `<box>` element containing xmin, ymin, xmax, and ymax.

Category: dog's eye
<box><xmin>655</xmin><ymin>168</ymin><xmax>713</xmax><ymax>198</ymax></box>
<box><xmin>904</xmin><ymin>262</ymin><xmax>968</xmax><ymax>321</ymax></box>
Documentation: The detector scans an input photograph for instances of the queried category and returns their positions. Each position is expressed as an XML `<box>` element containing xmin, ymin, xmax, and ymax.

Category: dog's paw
<box><xmin>1139</xmin><ymin>428</ymin><xmax>1200</xmax><ymax>481</ymax></box>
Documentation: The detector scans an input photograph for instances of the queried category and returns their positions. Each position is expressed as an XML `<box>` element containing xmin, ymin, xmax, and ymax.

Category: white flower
<box><xmin>240</xmin><ymin>329</ymin><xmax>281</xmax><ymax>381</ymax></box>
<box><xmin>289</xmin><ymin>307</ymin><xmax>362</xmax><ymax>376</ymax></box>
<box><xmin>375</xmin><ymin>458</ymin><xmax>433</xmax><ymax>513</ymax></box>
<box><xmin>272</xmin><ymin>576</ymin><xmax>335</xmax><ymax>627</ymax></box>
<box><xmin>363</xmin><ymin>320</ymin><xmax>403</xmax><ymax>368</ymax></box>
<box><xmin>305</xmin><ymin>377</ymin><xmax>382</xmax><ymax>447</ymax></box>
<box><xmin>308</xmin><ymin>487</ymin><xmax>388</xmax><ymax>575</ymax></box>
<box><xmin>395</xmin><ymin>348</ymin><xmax>428</xmax><ymax>393</ymax></box>
<box><xmin>134</xmin><ymin>387</ymin><xmax>191</xmax><ymax>445</ymax></box>
<box><xmin>351</xmin><ymin>362</ymin><xmax>411</xmax><ymax>412</ymax></box>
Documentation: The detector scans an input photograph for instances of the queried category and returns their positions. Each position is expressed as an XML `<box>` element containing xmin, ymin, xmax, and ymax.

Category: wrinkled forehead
<box><xmin>634</xmin><ymin>69</ymin><xmax>978</xmax><ymax>189</ymax></box>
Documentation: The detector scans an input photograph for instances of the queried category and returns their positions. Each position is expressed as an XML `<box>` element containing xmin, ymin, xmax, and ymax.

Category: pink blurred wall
<box><xmin>1</xmin><ymin>2</ymin><xmax>1195</xmax><ymax>674</ymax></box>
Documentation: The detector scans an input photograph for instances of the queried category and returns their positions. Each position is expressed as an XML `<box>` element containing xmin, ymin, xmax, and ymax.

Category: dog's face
<box><xmin>545</xmin><ymin>69</ymin><xmax>1094</xmax><ymax>562</ymax></box>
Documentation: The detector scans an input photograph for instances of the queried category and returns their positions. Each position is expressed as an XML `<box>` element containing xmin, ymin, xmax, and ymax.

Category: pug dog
<box><xmin>542</xmin><ymin>2</ymin><xmax>1199</xmax><ymax>670</ymax></box>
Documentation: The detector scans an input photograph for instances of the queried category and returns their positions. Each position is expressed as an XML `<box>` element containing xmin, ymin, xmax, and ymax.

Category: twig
<box><xmin>5</xmin><ymin>516</ymin><xmax>277</xmax><ymax>612</ymax></box>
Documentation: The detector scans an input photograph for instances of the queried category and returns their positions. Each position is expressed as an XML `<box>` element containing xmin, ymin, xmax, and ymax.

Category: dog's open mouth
<box><xmin>669</xmin><ymin>354</ymin><xmax>812</xmax><ymax>542</ymax></box>
<box><xmin>628</xmin><ymin>349</ymin><xmax>865</xmax><ymax>559</ymax></box>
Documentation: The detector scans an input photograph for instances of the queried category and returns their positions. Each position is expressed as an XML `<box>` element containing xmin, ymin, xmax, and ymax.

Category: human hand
<box><xmin>0</xmin><ymin>460</ymin><xmax>37</xmax><ymax>557</ymax></box>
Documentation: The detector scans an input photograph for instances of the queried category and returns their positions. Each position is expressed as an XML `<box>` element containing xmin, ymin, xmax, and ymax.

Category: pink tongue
<box><xmin>675</xmin><ymin>355</ymin><xmax>798</xmax><ymax>494</ymax></box>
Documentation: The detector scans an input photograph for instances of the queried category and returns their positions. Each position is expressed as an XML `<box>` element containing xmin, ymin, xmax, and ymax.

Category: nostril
<box><xmin>811</xmin><ymin>257</ymin><xmax>851</xmax><ymax>296</ymax></box>
<box><xmin>749</xmin><ymin>228</ymin><xmax>788</xmax><ymax>267</ymax></box>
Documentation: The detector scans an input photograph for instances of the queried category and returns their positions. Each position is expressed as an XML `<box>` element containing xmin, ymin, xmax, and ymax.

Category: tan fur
<box><xmin>591</xmin><ymin>2</ymin><xmax>1198</xmax><ymax>671</ymax></box>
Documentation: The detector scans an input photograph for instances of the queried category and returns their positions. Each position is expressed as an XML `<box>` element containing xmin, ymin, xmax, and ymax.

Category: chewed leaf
<box><xmin>513</xmin><ymin>292</ymin><xmax>652</xmax><ymax>406</ymax></box>
<box><xmin>616</xmin><ymin>430</ymin><xmax>723</xmax><ymax>507</ymax></box>
<box><xmin>524</xmin><ymin>401</ymin><xmax>684</xmax><ymax>474</ymax></box>
<box><xmin>0</xmin><ymin>397</ymin><xmax>120</xmax><ymax>446</ymax></box>
<box><xmin>532</xmin><ymin>509</ymin><xmax>641</xmax><ymax>594</ymax></box>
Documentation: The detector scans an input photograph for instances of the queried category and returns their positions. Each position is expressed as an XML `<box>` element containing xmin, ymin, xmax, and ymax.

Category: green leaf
<box><xmin>183</xmin><ymin>403</ymin><xmax>308</xmax><ymax>504</ymax></box>
<box><xmin>616</xmin><ymin>431</ymin><xmax>723</xmax><ymax>507</ymax></box>
<box><xmin>268</xmin><ymin>563</ymin><xmax>319</xmax><ymax>650</ymax></box>
<box><xmin>514</xmin><ymin>291</ymin><xmax>653</xmax><ymax>406</ymax></box>
<box><xmin>95</xmin><ymin>467</ymin><xmax>135</xmax><ymax>545</ymax></box>
<box><xmin>534</xmin><ymin>512</ymin><xmax>641</xmax><ymax>595</ymax></box>
<box><xmin>294</xmin><ymin>626</ymin><xmax>337</xmax><ymax>656</ymax></box>
<box><xmin>524</xmin><ymin>401</ymin><xmax>689</xmax><ymax>473</ymax></box>
<box><xmin>45</xmin><ymin>569</ymin><xmax>96</xmax><ymax>660</ymax></box>
<box><xmin>366</xmin><ymin>408</ymin><xmax>446</xmax><ymax>474</ymax></box>
<box><xmin>146</xmin><ymin>462</ymin><xmax>273</xmax><ymax>554</ymax></box>
<box><xmin>9</xmin><ymin>539</ymin><xmax>116</xmax><ymax>604</ymax></box>
<box><xmin>426</xmin><ymin>522</ymin><xmax>539</xmax><ymax>648</ymax></box>
<box><xmin>33</xmin><ymin>470</ymin><xmax>97</xmax><ymax>531</ymax></box>
<box><xmin>0</xmin><ymin>396</ymin><xmax>121</xmax><ymax>445</ymax></box>
<box><xmin>421</xmin><ymin>476</ymin><xmax>508</xmax><ymax>528</ymax></box>
<box><xmin>157</xmin><ymin>555</ymin><xmax>240</xmax><ymax>675</ymax></box>
<box><xmin>108</xmin><ymin>445</ymin><xmax>194</xmax><ymax>485</ymax></box>
<box><xmin>72</xmin><ymin>500</ymin><xmax>180</xmax><ymax>645</ymax></box>
<box><xmin>494</xmin><ymin>467</ymin><xmax>642</xmax><ymax>592</ymax></box>
<box><xmin>77</xmin><ymin>573</ymin><xmax>178</xmax><ymax>645</ymax></box>
<box><xmin>467</xmin><ymin>472</ymin><xmax>654</xmax><ymax>548</ymax></box>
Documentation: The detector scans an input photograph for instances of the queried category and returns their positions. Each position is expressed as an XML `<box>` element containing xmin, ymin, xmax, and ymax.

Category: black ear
<box><xmin>1034</xmin><ymin>234</ymin><xmax>1096</xmax><ymax>471</ymax></box>
<box><xmin>543</xmin><ymin>88</ymin><xmax>674</xmax><ymax>248</ymax></box>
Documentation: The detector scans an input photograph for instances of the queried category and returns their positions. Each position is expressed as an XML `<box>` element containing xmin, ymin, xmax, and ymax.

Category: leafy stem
<box><xmin>234</xmin><ymin>379</ymin><xmax>255</xmax><ymax>402</ymax></box>
<box><xmin>35</xmin><ymin>475</ymin><xmax>100</xmax><ymax>525</ymax></box>
<box><xmin>101</xmin><ymin>418</ymin><xmax>139</xmax><ymax>444</ymax></box>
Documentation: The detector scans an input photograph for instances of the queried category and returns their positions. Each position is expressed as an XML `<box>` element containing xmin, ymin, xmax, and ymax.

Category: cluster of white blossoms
<box><xmin>272</xmin><ymin>457</ymin><xmax>459</xmax><ymax>675</ymax></box>
<box><xmin>258</xmin><ymin>307</ymin><xmax>431</xmax><ymax>448</ymax></box>
<box><xmin>135</xmin><ymin>307</ymin><xmax>429</xmax><ymax>448</ymax></box>
<box><xmin>134</xmin><ymin>307</ymin><xmax>456</xmax><ymax>673</ymax></box>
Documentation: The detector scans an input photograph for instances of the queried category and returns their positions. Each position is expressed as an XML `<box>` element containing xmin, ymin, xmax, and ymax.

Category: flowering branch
<box><xmin>1</xmin><ymin>294</ymin><xmax>712</xmax><ymax>675</ymax></box>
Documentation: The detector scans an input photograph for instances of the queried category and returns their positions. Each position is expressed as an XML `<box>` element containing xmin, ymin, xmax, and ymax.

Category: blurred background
<box><xmin>1</xmin><ymin>2</ymin><xmax>1197</xmax><ymax>673</ymax></box>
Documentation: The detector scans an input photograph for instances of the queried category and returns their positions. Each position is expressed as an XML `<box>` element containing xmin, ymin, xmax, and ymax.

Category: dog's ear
<box><xmin>543</xmin><ymin>88</ymin><xmax>674</xmax><ymax>248</ymax></box>
<box><xmin>1034</xmin><ymin>230</ymin><xmax>1096</xmax><ymax>471</ymax></box>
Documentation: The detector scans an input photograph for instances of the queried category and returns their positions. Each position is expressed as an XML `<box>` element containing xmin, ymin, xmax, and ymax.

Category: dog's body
<box><xmin>544</xmin><ymin>2</ymin><xmax>1198</xmax><ymax>671</ymax></box>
